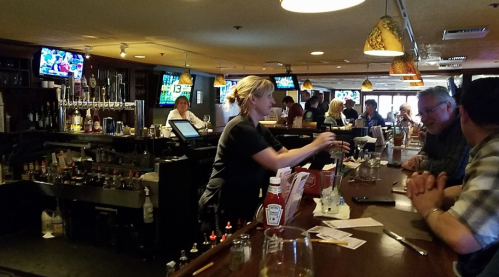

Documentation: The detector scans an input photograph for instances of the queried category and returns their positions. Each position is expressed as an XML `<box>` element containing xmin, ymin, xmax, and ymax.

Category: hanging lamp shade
<box><xmin>214</xmin><ymin>74</ymin><xmax>226</xmax><ymax>87</ymax></box>
<box><xmin>280</xmin><ymin>0</ymin><xmax>365</xmax><ymax>13</ymax></box>
<box><xmin>302</xmin><ymin>79</ymin><xmax>313</xmax><ymax>90</ymax></box>
<box><xmin>402</xmin><ymin>64</ymin><xmax>422</xmax><ymax>82</ymax></box>
<box><xmin>179</xmin><ymin>72</ymin><xmax>193</xmax><ymax>85</ymax></box>
<box><xmin>409</xmin><ymin>79</ymin><xmax>424</xmax><ymax>87</ymax></box>
<box><xmin>361</xmin><ymin>78</ymin><xmax>373</xmax><ymax>91</ymax></box>
<box><xmin>389</xmin><ymin>54</ymin><xmax>417</xmax><ymax>76</ymax></box>
<box><xmin>364</xmin><ymin>15</ymin><xmax>404</xmax><ymax>57</ymax></box>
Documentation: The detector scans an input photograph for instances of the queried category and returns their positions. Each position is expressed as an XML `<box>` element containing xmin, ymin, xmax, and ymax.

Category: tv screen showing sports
<box><xmin>219</xmin><ymin>80</ymin><xmax>238</xmax><ymax>104</ymax></box>
<box><xmin>39</xmin><ymin>47</ymin><xmax>84</xmax><ymax>79</ymax></box>
<box><xmin>270</xmin><ymin>74</ymin><xmax>300</xmax><ymax>90</ymax></box>
<box><xmin>334</xmin><ymin>90</ymin><xmax>360</xmax><ymax>105</ymax></box>
<box><xmin>158</xmin><ymin>73</ymin><xmax>194</xmax><ymax>107</ymax></box>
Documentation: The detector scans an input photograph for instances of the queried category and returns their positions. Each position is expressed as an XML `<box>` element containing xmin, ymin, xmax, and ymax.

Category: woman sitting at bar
<box><xmin>198</xmin><ymin>76</ymin><xmax>350</xmax><ymax>234</ymax></box>
<box><xmin>399</xmin><ymin>103</ymin><xmax>415</xmax><ymax>127</ymax></box>
<box><xmin>165</xmin><ymin>96</ymin><xmax>205</xmax><ymax>129</ymax></box>
<box><xmin>324</xmin><ymin>99</ymin><xmax>348</xmax><ymax>127</ymax></box>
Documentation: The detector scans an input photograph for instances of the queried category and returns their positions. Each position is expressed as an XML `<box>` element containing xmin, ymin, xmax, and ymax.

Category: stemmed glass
<box><xmin>203</xmin><ymin>115</ymin><xmax>210</xmax><ymax>132</ymax></box>
<box><xmin>259</xmin><ymin>226</ymin><xmax>314</xmax><ymax>277</ymax></box>
<box><xmin>353</xmin><ymin>137</ymin><xmax>368</xmax><ymax>161</ymax></box>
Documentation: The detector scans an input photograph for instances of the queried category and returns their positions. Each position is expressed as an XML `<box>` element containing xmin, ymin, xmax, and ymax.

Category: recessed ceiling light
<box><xmin>134</xmin><ymin>55</ymin><xmax>146</xmax><ymax>59</ymax></box>
<box><xmin>82</xmin><ymin>35</ymin><xmax>98</xmax><ymax>39</ymax></box>
<box><xmin>336</xmin><ymin>66</ymin><xmax>342</xmax><ymax>69</ymax></box>
<box><xmin>281</xmin><ymin>0</ymin><xmax>365</xmax><ymax>13</ymax></box>
<box><xmin>311</xmin><ymin>51</ymin><xmax>324</xmax><ymax>55</ymax></box>
<box><xmin>262</xmin><ymin>68</ymin><xmax>266</xmax><ymax>70</ymax></box>
<box><xmin>343</xmin><ymin>59</ymin><xmax>350</xmax><ymax>63</ymax></box>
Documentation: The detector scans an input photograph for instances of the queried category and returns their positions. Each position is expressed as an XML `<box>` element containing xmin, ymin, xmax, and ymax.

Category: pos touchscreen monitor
<box><xmin>169</xmin><ymin>120</ymin><xmax>201</xmax><ymax>141</ymax></box>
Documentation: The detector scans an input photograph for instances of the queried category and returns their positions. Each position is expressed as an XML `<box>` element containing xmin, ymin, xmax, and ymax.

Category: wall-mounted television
<box><xmin>334</xmin><ymin>90</ymin><xmax>360</xmax><ymax>105</ymax></box>
<box><xmin>269</xmin><ymin>74</ymin><xmax>300</xmax><ymax>91</ymax></box>
<box><xmin>157</xmin><ymin>72</ymin><xmax>195</xmax><ymax>107</ymax></box>
<box><xmin>37</xmin><ymin>47</ymin><xmax>84</xmax><ymax>80</ymax></box>
<box><xmin>219</xmin><ymin>80</ymin><xmax>238</xmax><ymax>104</ymax></box>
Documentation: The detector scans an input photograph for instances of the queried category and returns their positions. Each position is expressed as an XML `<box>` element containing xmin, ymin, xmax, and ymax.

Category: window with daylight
<box><xmin>362</xmin><ymin>92</ymin><xmax>420</xmax><ymax>123</ymax></box>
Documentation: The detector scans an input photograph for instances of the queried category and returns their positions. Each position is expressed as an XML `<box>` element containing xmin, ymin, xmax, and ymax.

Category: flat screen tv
<box><xmin>334</xmin><ymin>90</ymin><xmax>360</xmax><ymax>105</ymax></box>
<box><xmin>219</xmin><ymin>80</ymin><xmax>238</xmax><ymax>104</ymax></box>
<box><xmin>270</xmin><ymin>74</ymin><xmax>300</xmax><ymax>91</ymax></box>
<box><xmin>157</xmin><ymin>72</ymin><xmax>195</xmax><ymax>107</ymax></box>
<box><xmin>38</xmin><ymin>47</ymin><xmax>84</xmax><ymax>79</ymax></box>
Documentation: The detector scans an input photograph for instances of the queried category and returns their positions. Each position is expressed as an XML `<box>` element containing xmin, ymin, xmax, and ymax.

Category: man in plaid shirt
<box><xmin>407</xmin><ymin>78</ymin><xmax>499</xmax><ymax>277</ymax></box>
<box><xmin>402</xmin><ymin>86</ymin><xmax>470</xmax><ymax>187</ymax></box>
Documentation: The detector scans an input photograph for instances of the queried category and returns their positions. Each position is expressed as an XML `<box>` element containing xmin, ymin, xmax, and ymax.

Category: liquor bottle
<box><xmin>189</xmin><ymin>243</ymin><xmax>199</xmax><ymax>260</ymax></box>
<box><xmin>81</xmin><ymin>169</ymin><xmax>89</xmax><ymax>186</ymax></box>
<box><xmin>73</xmin><ymin>109</ymin><xmax>82</xmax><ymax>131</ymax></box>
<box><xmin>39</xmin><ymin>161</ymin><xmax>48</xmax><ymax>182</ymax></box>
<box><xmin>38</xmin><ymin>104</ymin><xmax>45</xmax><ymax>129</ymax></box>
<box><xmin>45</xmin><ymin>102</ymin><xmax>52</xmax><ymax>129</ymax></box>
<box><xmin>209</xmin><ymin>231</ymin><xmax>217</xmax><ymax>248</ymax></box>
<box><xmin>102</xmin><ymin>170</ymin><xmax>111</xmax><ymax>189</ymax></box>
<box><xmin>143</xmin><ymin>186</ymin><xmax>153</xmax><ymax>223</ymax></box>
<box><xmin>28</xmin><ymin>162</ymin><xmax>35</xmax><ymax>181</ymax></box>
<box><xmin>54</xmin><ymin>167</ymin><xmax>63</xmax><ymax>184</ymax></box>
<box><xmin>262</xmin><ymin>177</ymin><xmax>285</xmax><ymax>229</ymax></box>
<box><xmin>44</xmin><ymin>161</ymin><xmax>53</xmax><ymax>183</ymax></box>
<box><xmin>28</xmin><ymin>104</ymin><xmax>34</xmax><ymax>122</ymax></box>
<box><xmin>84</xmin><ymin>109</ymin><xmax>93</xmax><ymax>133</ymax></box>
<box><xmin>92</xmin><ymin>108</ymin><xmax>101</xmax><ymax>132</ymax></box>
<box><xmin>202</xmin><ymin>233</ymin><xmax>211</xmax><ymax>253</ymax></box>
<box><xmin>34</xmin><ymin>161</ymin><xmax>42</xmax><ymax>181</ymax></box>
<box><xmin>63</xmin><ymin>168</ymin><xmax>71</xmax><ymax>185</ymax></box>
<box><xmin>96</xmin><ymin>166</ymin><xmax>103</xmax><ymax>186</ymax></box>
<box><xmin>178</xmin><ymin>250</ymin><xmax>189</xmax><ymax>269</ymax></box>
<box><xmin>75</xmin><ymin>167</ymin><xmax>84</xmax><ymax>186</ymax></box>
<box><xmin>117</xmin><ymin>171</ymin><xmax>127</xmax><ymax>190</ymax></box>
<box><xmin>126</xmin><ymin>170</ymin><xmax>134</xmax><ymax>190</ymax></box>
<box><xmin>111</xmin><ymin>169</ymin><xmax>119</xmax><ymax>189</ymax></box>
<box><xmin>21</xmin><ymin>163</ymin><xmax>30</xmax><ymax>181</ymax></box>
<box><xmin>34</xmin><ymin>105</ymin><xmax>40</xmax><ymax>125</ymax></box>
<box><xmin>52</xmin><ymin>102</ymin><xmax>58</xmax><ymax>129</ymax></box>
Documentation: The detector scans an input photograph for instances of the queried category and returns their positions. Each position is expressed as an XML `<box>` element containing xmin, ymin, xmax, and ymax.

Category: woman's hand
<box><xmin>311</xmin><ymin>132</ymin><xmax>336</xmax><ymax>150</ymax></box>
<box><xmin>332</xmin><ymin>140</ymin><xmax>350</xmax><ymax>153</ymax></box>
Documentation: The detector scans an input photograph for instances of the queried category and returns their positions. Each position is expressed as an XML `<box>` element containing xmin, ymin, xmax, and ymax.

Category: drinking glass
<box><xmin>353</xmin><ymin>137</ymin><xmax>368</xmax><ymax>160</ymax></box>
<box><xmin>367</xmin><ymin>152</ymin><xmax>381</xmax><ymax>168</ymax></box>
<box><xmin>260</xmin><ymin>226</ymin><xmax>314</xmax><ymax>277</ymax></box>
<box><xmin>203</xmin><ymin>115</ymin><xmax>210</xmax><ymax>132</ymax></box>
<box><xmin>319</xmin><ymin>171</ymin><xmax>343</xmax><ymax>214</ymax></box>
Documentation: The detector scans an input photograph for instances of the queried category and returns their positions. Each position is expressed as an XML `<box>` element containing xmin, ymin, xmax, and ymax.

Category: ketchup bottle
<box><xmin>263</xmin><ymin>177</ymin><xmax>285</xmax><ymax>229</ymax></box>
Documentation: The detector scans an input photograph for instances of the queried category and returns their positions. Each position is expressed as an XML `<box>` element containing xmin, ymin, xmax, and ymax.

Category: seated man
<box><xmin>282</xmin><ymin>96</ymin><xmax>303</xmax><ymax>127</ymax></box>
<box><xmin>406</xmin><ymin>78</ymin><xmax>499</xmax><ymax>277</ymax></box>
<box><xmin>362</xmin><ymin>99</ymin><xmax>386</xmax><ymax>127</ymax></box>
<box><xmin>402</xmin><ymin>86</ymin><xmax>470</xmax><ymax>187</ymax></box>
<box><xmin>303</xmin><ymin>96</ymin><xmax>320</xmax><ymax>122</ymax></box>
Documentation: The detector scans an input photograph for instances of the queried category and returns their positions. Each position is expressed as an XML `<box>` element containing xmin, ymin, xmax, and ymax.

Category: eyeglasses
<box><xmin>416</xmin><ymin>102</ymin><xmax>447</xmax><ymax>117</ymax></box>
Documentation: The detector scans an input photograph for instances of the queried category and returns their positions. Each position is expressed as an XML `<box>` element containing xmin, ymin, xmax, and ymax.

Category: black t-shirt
<box><xmin>343</xmin><ymin>108</ymin><xmax>359</xmax><ymax>121</ymax></box>
<box><xmin>303</xmin><ymin>107</ymin><xmax>320</xmax><ymax>122</ymax></box>
<box><xmin>199</xmin><ymin>115</ymin><xmax>283</xmax><ymax>222</ymax></box>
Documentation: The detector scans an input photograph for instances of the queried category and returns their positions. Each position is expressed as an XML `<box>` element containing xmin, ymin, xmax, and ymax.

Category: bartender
<box><xmin>165</xmin><ymin>96</ymin><xmax>205</xmax><ymax>129</ymax></box>
<box><xmin>198</xmin><ymin>76</ymin><xmax>350</xmax><ymax>234</ymax></box>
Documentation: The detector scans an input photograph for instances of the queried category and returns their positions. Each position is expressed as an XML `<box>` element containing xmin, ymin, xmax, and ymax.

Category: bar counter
<box><xmin>171</xmin><ymin>147</ymin><xmax>457</xmax><ymax>277</ymax></box>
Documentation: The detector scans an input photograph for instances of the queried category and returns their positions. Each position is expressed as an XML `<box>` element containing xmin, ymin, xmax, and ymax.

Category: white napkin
<box><xmin>313</xmin><ymin>198</ymin><xmax>350</xmax><ymax>219</ymax></box>
<box><xmin>344</xmin><ymin>161</ymin><xmax>361</xmax><ymax>169</ymax></box>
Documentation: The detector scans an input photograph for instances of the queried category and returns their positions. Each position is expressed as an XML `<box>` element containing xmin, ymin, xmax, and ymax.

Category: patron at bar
<box><xmin>402</xmin><ymin>86</ymin><xmax>470</xmax><ymax>187</ymax></box>
<box><xmin>282</xmin><ymin>96</ymin><xmax>303</xmax><ymax>127</ymax></box>
<box><xmin>198</xmin><ymin>76</ymin><xmax>349</xmax><ymax>235</ymax></box>
<box><xmin>406</xmin><ymin>78</ymin><xmax>499</xmax><ymax>277</ymax></box>
<box><xmin>165</xmin><ymin>96</ymin><xmax>205</xmax><ymax>129</ymax></box>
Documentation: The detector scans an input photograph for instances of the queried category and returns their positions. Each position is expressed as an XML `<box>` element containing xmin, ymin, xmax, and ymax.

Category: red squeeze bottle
<box><xmin>263</xmin><ymin>177</ymin><xmax>285</xmax><ymax>229</ymax></box>
<box><xmin>209</xmin><ymin>231</ymin><xmax>217</xmax><ymax>248</ymax></box>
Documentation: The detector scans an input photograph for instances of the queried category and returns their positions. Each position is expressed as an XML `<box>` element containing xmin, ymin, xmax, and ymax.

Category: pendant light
<box><xmin>402</xmin><ymin>61</ymin><xmax>422</xmax><ymax>82</ymax></box>
<box><xmin>179</xmin><ymin>52</ymin><xmax>193</xmax><ymax>85</ymax></box>
<box><xmin>120</xmin><ymin>43</ymin><xmax>128</xmax><ymax>58</ymax></box>
<box><xmin>280</xmin><ymin>0</ymin><xmax>365</xmax><ymax>13</ymax></box>
<box><xmin>302</xmin><ymin>65</ymin><xmax>313</xmax><ymax>90</ymax></box>
<box><xmin>364</xmin><ymin>0</ymin><xmax>404</xmax><ymax>57</ymax></box>
<box><xmin>361</xmin><ymin>64</ymin><xmax>373</xmax><ymax>91</ymax></box>
<box><xmin>389</xmin><ymin>53</ymin><xmax>416</xmax><ymax>76</ymax></box>
<box><xmin>409</xmin><ymin>80</ymin><xmax>424</xmax><ymax>87</ymax></box>
<box><xmin>214</xmin><ymin>60</ymin><xmax>226</xmax><ymax>87</ymax></box>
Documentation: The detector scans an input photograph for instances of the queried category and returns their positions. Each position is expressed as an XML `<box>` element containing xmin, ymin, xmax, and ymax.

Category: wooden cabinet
<box><xmin>0</xmin><ymin>56</ymin><xmax>31</xmax><ymax>88</ymax></box>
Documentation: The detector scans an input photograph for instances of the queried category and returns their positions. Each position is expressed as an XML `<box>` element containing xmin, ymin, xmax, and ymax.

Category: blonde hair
<box><xmin>225</xmin><ymin>75</ymin><xmax>274</xmax><ymax>115</ymax></box>
<box><xmin>326</xmin><ymin>99</ymin><xmax>344</xmax><ymax>118</ymax></box>
<box><xmin>399</xmin><ymin>103</ymin><xmax>412</xmax><ymax>116</ymax></box>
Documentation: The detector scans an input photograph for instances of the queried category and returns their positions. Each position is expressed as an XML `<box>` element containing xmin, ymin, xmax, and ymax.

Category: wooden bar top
<box><xmin>172</xmin><ymin>147</ymin><xmax>453</xmax><ymax>277</ymax></box>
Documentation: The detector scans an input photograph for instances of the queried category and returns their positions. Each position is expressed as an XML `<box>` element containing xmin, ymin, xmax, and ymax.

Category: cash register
<box><xmin>168</xmin><ymin>119</ymin><xmax>217</xmax><ymax>161</ymax></box>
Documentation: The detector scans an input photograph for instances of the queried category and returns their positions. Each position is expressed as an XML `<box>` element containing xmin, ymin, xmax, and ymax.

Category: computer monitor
<box><xmin>168</xmin><ymin>120</ymin><xmax>201</xmax><ymax>141</ymax></box>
